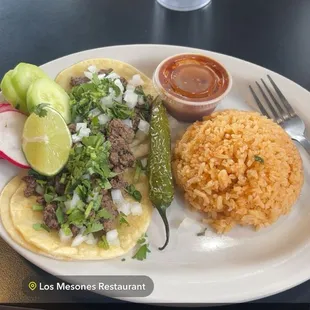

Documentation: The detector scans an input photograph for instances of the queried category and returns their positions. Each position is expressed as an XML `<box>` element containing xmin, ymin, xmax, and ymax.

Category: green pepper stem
<box><xmin>156</xmin><ymin>206</ymin><xmax>170</xmax><ymax>251</ymax></box>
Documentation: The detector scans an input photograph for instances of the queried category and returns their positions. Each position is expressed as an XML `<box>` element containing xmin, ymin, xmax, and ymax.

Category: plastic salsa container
<box><xmin>152</xmin><ymin>53</ymin><xmax>232</xmax><ymax>122</ymax></box>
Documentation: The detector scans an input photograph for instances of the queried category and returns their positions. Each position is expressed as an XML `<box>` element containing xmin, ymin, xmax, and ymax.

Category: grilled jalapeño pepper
<box><xmin>148</xmin><ymin>97</ymin><xmax>174</xmax><ymax>250</ymax></box>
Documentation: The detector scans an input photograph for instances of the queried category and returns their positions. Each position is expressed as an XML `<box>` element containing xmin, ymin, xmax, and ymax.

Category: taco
<box><xmin>2</xmin><ymin>58</ymin><xmax>156</xmax><ymax>260</ymax></box>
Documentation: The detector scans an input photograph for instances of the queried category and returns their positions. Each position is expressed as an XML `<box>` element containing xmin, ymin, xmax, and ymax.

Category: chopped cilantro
<box><xmin>33</xmin><ymin>223</ymin><xmax>50</xmax><ymax>232</ymax></box>
<box><xmin>132</xmin><ymin>244</ymin><xmax>150</xmax><ymax>261</ymax></box>
<box><xmin>98</xmin><ymin>235</ymin><xmax>109</xmax><ymax>250</ymax></box>
<box><xmin>52</xmin><ymin>196</ymin><xmax>67</xmax><ymax>202</ymax></box>
<box><xmin>32</xmin><ymin>204</ymin><xmax>43</xmax><ymax>211</ymax></box>
<box><xmin>196</xmin><ymin>228</ymin><xmax>208</xmax><ymax>237</ymax></box>
<box><xmin>132</xmin><ymin>234</ymin><xmax>150</xmax><ymax>261</ymax></box>
<box><xmin>119</xmin><ymin>212</ymin><xmax>129</xmax><ymax>226</ymax></box>
<box><xmin>97</xmin><ymin>208</ymin><xmax>112</xmax><ymax>219</ymax></box>
<box><xmin>56</xmin><ymin>206</ymin><xmax>65</xmax><ymax>224</ymax></box>
<box><xmin>125</xmin><ymin>184</ymin><xmax>142</xmax><ymax>202</ymax></box>
<box><xmin>84</xmin><ymin>201</ymin><xmax>94</xmax><ymax>219</ymax></box>
<box><xmin>85</xmin><ymin>222</ymin><xmax>103</xmax><ymax>234</ymax></box>
<box><xmin>33</xmin><ymin>103</ymin><xmax>50</xmax><ymax>117</ymax></box>
<box><xmin>68</xmin><ymin>209</ymin><xmax>84</xmax><ymax>226</ymax></box>
<box><xmin>134</xmin><ymin>85</ymin><xmax>145</xmax><ymax>96</ymax></box>
<box><xmin>92</xmin><ymin>73</ymin><xmax>100</xmax><ymax>85</ymax></box>
<box><xmin>134</xmin><ymin>161</ymin><xmax>142</xmax><ymax>183</ymax></box>
<box><xmin>254</xmin><ymin>155</ymin><xmax>264</xmax><ymax>164</ymax></box>
<box><xmin>44</xmin><ymin>193</ymin><xmax>54</xmax><ymax>203</ymax></box>
<box><xmin>28</xmin><ymin>169</ymin><xmax>46</xmax><ymax>180</ymax></box>
<box><xmin>61</xmin><ymin>223</ymin><xmax>72</xmax><ymax>236</ymax></box>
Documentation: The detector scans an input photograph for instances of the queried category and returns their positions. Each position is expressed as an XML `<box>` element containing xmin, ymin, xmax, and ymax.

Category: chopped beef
<box><xmin>22</xmin><ymin>175</ymin><xmax>37</xmax><ymax>197</ymax></box>
<box><xmin>110</xmin><ymin>175</ymin><xmax>127</xmax><ymax>189</ymax></box>
<box><xmin>54</xmin><ymin>175</ymin><xmax>65</xmax><ymax>196</ymax></box>
<box><xmin>36</xmin><ymin>196</ymin><xmax>46</xmax><ymax>206</ymax></box>
<box><xmin>70</xmin><ymin>76</ymin><xmax>90</xmax><ymax>87</ymax></box>
<box><xmin>68</xmin><ymin>123</ymin><xmax>76</xmax><ymax>134</ymax></box>
<box><xmin>98</xmin><ymin>68</ymin><xmax>113</xmax><ymax>75</ymax></box>
<box><xmin>43</xmin><ymin>204</ymin><xmax>60</xmax><ymax>230</ymax></box>
<box><xmin>120</xmin><ymin>77</ymin><xmax>128</xmax><ymax>88</ymax></box>
<box><xmin>70</xmin><ymin>224</ymin><xmax>80</xmax><ymax>237</ymax></box>
<box><xmin>107</xmin><ymin>119</ymin><xmax>135</xmax><ymax>173</ymax></box>
<box><xmin>132</xmin><ymin>114</ymin><xmax>140</xmax><ymax>132</ymax></box>
<box><xmin>99</xmin><ymin>190</ymin><xmax>119</xmax><ymax>232</ymax></box>
<box><xmin>109</xmin><ymin>137</ymin><xmax>135</xmax><ymax>172</ymax></box>
<box><xmin>108</xmin><ymin>119</ymin><xmax>135</xmax><ymax>144</ymax></box>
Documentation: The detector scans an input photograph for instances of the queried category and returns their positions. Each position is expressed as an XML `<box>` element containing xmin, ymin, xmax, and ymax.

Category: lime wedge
<box><xmin>22</xmin><ymin>107</ymin><xmax>72</xmax><ymax>176</ymax></box>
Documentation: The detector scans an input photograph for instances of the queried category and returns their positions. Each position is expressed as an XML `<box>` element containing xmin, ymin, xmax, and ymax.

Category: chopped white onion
<box><xmin>84</xmin><ymin>71</ymin><xmax>93</xmax><ymax>80</ymax></box>
<box><xmin>98</xmin><ymin>114</ymin><xmax>111</xmax><ymax>125</ymax></box>
<box><xmin>124</xmin><ymin>89</ymin><xmax>138</xmax><ymax>109</ymax></box>
<box><xmin>130</xmin><ymin>202</ymin><xmax>143</xmax><ymax>216</ymax></box>
<box><xmin>71</xmin><ymin>233</ymin><xmax>88</xmax><ymax>247</ymax></box>
<box><xmin>114</xmin><ymin>95</ymin><xmax>122</xmax><ymax>103</ymax></box>
<box><xmin>87</xmin><ymin>191</ymin><xmax>99</xmax><ymax>203</ymax></box>
<box><xmin>138</xmin><ymin>119</ymin><xmax>150</xmax><ymax>134</ymax></box>
<box><xmin>138</xmin><ymin>96</ymin><xmax>145</xmax><ymax>105</ymax></box>
<box><xmin>98</xmin><ymin>73</ymin><xmax>106</xmax><ymax>80</ymax></box>
<box><xmin>85</xmin><ymin>233</ymin><xmax>98</xmax><ymax>245</ymax></box>
<box><xmin>126</xmin><ymin>84</ymin><xmax>135</xmax><ymax>91</ymax></box>
<box><xmin>111</xmin><ymin>189</ymin><xmax>124</xmax><ymax>205</ymax></box>
<box><xmin>89</xmin><ymin>108</ymin><xmax>101</xmax><ymax>117</ymax></box>
<box><xmin>109</xmin><ymin>87</ymin><xmax>116</xmax><ymax>97</ymax></box>
<box><xmin>82</xmin><ymin>174</ymin><xmax>90</xmax><ymax>180</ymax></box>
<box><xmin>140</xmin><ymin>158</ymin><xmax>147</xmax><ymax>168</ymax></box>
<box><xmin>118</xmin><ymin>202</ymin><xmax>131</xmax><ymax>216</ymax></box>
<box><xmin>106</xmin><ymin>72</ymin><xmax>120</xmax><ymax>80</ymax></box>
<box><xmin>129</xmin><ymin>74</ymin><xmax>144</xmax><ymax>86</ymax></box>
<box><xmin>69</xmin><ymin>190</ymin><xmax>81</xmax><ymax>209</ymax></box>
<box><xmin>121</xmin><ymin>119</ymin><xmax>132</xmax><ymax>128</ymax></box>
<box><xmin>114</xmin><ymin>79</ymin><xmax>124</xmax><ymax>93</ymax></box>
<box><xmin>59</xmin><ymin>228</ymin><xmax>73</xmax><ymax>244</ymax></box>
<box><xmin>76</xmin><ymin>123</ymin><xmax>87</xmax><ymax>131</ymax></box>
<box><xmin>35</xmin><ymin>184</ymin><xmax>44</xmax><ymax>195</ymax></box>
<box><xmin>72</xmin><ymin>134</ymin><xmax>82</xmax><ymax>143</ymax></box>
<box><xmin>106</xmin><ymin>229</ymin><xmax>120</xmax><ymax>246</ymax></box>
<box><xmin>79</xmin><ymin>127</ymin><xmax>91</xmax><ymax>138</ymax></box>
<box><xmin>64</xmin><ymin>200</ymin><xmax>72</xmax><ymax>211</ymax></box>
<box><xmin>100</xmin><ymin>95</ymin><xmax>113</xmax><ymax>107</ymax></box>
<box><xmin>178</xmin><ymin>217</ymin><xmax>203</xmax><ymax>234</ymax></box>
<box><xmin>88</xmin><ymin>65</ymin><xmax>97</xmax><ymax>74</ymax></box>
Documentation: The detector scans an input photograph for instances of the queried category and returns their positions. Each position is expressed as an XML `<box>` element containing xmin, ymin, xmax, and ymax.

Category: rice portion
<box><xmin>172</xmin><ymin>110</ymin><xmax>304</xmax><ymax>233</ymax></box>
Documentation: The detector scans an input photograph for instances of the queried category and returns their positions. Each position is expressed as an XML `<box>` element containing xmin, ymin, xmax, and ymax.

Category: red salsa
<box><xmin>158</xmin><ymin>54</ymin><xmax>230</xmax><ymax>102</ymax></box>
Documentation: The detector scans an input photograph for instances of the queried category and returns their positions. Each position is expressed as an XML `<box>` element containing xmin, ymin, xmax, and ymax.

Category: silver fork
<box><xmin>249</xmin><ymin>74</ymin><xmax>310</xmax><ymax>156</ymax></box>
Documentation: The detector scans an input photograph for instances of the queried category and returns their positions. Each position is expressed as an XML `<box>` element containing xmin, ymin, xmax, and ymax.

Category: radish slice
<box><xmin>0</xmin><ymin>103</ymin><xmax>16</xmax><ymax>113</ymax></box>
<box><xmin>0</xmin><ymin>110</ymin><xmax>30</xmax><ymax>168</ymax></box>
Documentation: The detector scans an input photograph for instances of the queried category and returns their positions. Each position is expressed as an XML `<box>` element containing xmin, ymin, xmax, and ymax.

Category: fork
<box><xmin>249</xmin><ymin>74</ymin><xmax>310</xmax><ymax>156</ymax></box>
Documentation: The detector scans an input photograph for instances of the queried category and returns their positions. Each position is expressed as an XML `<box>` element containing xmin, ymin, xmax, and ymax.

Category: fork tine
<box><xmin>249</xmin><ymin>85</ymin><xmax>270</xmax><ymax>118</ymax></box>
<box><xmin>260</xmin><ymin>79</ymin><xmax>285</xmax><ymax>116</ymax></box>
<box><xmin>267</xmin><ymin>74</ymin><xmax>296</xmax><ymax>117</ymax></box>
<box><xmin>255</xmin><ymin>81</ymin><xmax>282</xmax><ymax>123</ymax></box>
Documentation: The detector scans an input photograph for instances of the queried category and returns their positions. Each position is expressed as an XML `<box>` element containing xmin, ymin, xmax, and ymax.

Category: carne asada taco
<box><xmin>2</xmin><ymin>58</ymin><xmax>156</xmax><ymax>260</ymax></box>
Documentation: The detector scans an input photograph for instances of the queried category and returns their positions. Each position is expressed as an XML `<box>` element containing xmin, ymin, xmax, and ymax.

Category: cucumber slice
<box><xmin>0</xmin><ymin>70</ymin><xmax>27</xmax><ymax>114</ymax></box>
<box><xmin>26</xmin><ymin>78</ymin><xmax>71</xmax><ymax>124</ymax></box>
<box><xmin>10</xmin><ymin>63</ymin><xmax>48</xmax><ymax>103</ymax></box>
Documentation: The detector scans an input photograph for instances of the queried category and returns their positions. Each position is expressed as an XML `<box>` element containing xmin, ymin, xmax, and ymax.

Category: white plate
<box><xmin>1</xmin><ymin>44</ymin><xmax>310</xmax><ymax>304</ymax></box>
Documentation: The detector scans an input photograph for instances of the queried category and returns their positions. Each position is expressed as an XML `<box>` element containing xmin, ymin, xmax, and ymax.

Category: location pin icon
<box><xmin>28</xmin><ymin>281</ymin><xmax>37</xmax><ymax>291</ymax></box>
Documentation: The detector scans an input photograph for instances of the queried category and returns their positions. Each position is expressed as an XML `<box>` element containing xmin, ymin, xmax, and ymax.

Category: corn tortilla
<box><xmin>55</xmin><ymin>58</ymin><xmax>157</xmax><ymax>159</ymax></box>
<box><xmin>9</xmin><ymin>170</ymin><xmax>152</xmax><ymax>260</ymax></box>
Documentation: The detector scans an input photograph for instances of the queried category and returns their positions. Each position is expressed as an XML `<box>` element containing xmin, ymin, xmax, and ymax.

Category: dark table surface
<box><xmin>1</xmin><ymin>0</ymin><xmax>310</xmax><ymax>306</ymax></box>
